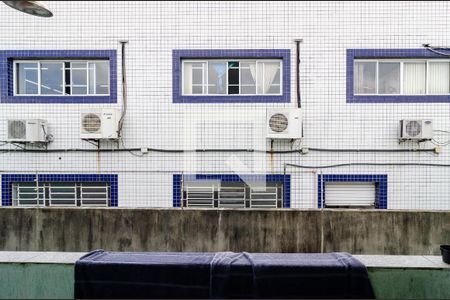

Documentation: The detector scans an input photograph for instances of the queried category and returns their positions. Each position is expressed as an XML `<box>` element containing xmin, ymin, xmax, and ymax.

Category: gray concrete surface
<box><xmin>0</xmin><ymin>208</ymin><xmax>448</xmax><ymax>254</ymax></box>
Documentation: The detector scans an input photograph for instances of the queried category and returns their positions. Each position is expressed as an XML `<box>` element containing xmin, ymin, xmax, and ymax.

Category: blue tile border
<box><xmin>172</xmin><ymin>174</ymin><xmax>290</xmax><ymax>208</ymax></box>
<box><xmin>0</xmin><ymin>50</ymin><xmax>117</xmax><ymax>103</ymax></box>
<box><xmin>347</xmin><ymin>48</ymin><xmax>450</xmax><ymax>103</ymax></box>
<box><xmin>172</xmin><ymin>49</ymin><xmax>291</xmax><ymax>103</ymax></box>
<box><xmin>1</xmin><ymin>173</ymin><xmax>118</xmax><ymax>206</ymax></box>
<box><xmin>317</xmin><ymin>174</ymin><xmax>387</xmax><ymax>209</ymax></box>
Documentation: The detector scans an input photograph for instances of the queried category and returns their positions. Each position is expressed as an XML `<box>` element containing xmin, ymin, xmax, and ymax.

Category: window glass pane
<box><xmin>228</xmin><ymin>86</ymin><xmax>239</xmax><ymax>94</ymax></box>
<box><xmin>65</xmin><ymin>62</ymin><xmax>71</xmax><ymax>95</ymax></box>
<box><xmin>72</xmin><ymin>63</ymin><xmax>87</xmax><ymax>95</ymax></box>
<box><xmin>192</xmin><ymin>86</ymin><xmax>203</xmax><ymax>94</ymax></box>
<box><xmin>428</xmin><ymin>62</ymin><xmax>450</xmax><ymax>94</ymax></box>
<box><xmin>40</xmin><ymin>62</ymin><xmax>63</xmax><ymax>95</ymax></box>
<box><xmin>208</xmin><ymin>62</ymin><xmax>227</xmax><ymax>94</ymax></box>
<box><xmin>71</xmin><ymin>62</ymin><xmax>87</xmax><ymax>69</ymax></box>
<box><xmin>95</xmin><ymin>61</ymin><xmax>109</xmax><ymax>94</ymax></box>
<box><xmin>88</xmin><ymin>62</ymin><xmax>110</xmax><ymax>95</ymax></box>
<box><xmin>378</xmin><ymin>62</ymin><xmax>400</xmax><ymax>94</ymax></box>
<box><xmin>192</xmin><ymin>69</ymin><xmax>203</xmax><ymax>84</ymax></box>
<box><xmin>72</xmin><ymin>70</ymin><xmax>87</xmax><ymax>85</ymax></box>
<box><xmin>259</xmin><ymin>62</ymin><xmax>280</xmax><ymax>94</ymax></box>
<box><xmin>88</xmin><ymin>64</ymin><xmax>95</xmax><ymax>94</ymax></box>
<box><xmin>257</xmin><ymin>62</ymin><xmax>263</xmax><ymax>94</ymax></box>
<box><xmin>240</xmin><ymin>63</ymin><xmax>256</xmax><ymax>85</ymax></box>
<box><xmin>183</xmin><ymin>62</ymin><xmax>205</xmax><ymax>95</ymax></box>
<box><xmin>16</xmin><ymin>62</ymin><xmax>39</xmax><ymax>94</ymax></box>
<box><xmin>228</xmin><ymin>61</ymin><xmax>239</xmax><ymax>94</ymax></box>
<box><xmin>228</xmin><ymin>63</ymin><xmax>239</xmax><ymax>85</ymax></box>
<box><xmin>72</xmin><ymin>86</ymin><xmax>87</xmax><ymax>94</ymax></box>
<box><xmin>241</xmin><ymin>86</ymin><xmax>256</xmax><ymax>94</ymax></box>
<box><xmin>354</xmin><ymin>62</ymin><xmax>376</xmax><ymax>94</ymax></box>
<box><xmin>403</xmin><ymin>62</ymin><xmax>426</xmax><ymax>94</ymax></box>
<box><xmin>267</xmin><ymin>84</ymin><xmax>280</xmax><ymax>94</ymax></box>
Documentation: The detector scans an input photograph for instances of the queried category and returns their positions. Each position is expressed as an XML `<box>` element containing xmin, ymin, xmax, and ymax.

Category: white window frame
<box><xmin>354</xmin><ymin>58</ymin><xmax>450</xmax><ymax>96</ymax></box>
<box><xmin>181</xmin><ymin>59</ymin><xmax>283</xmax><ymax>96</ymax></box>
<box><xmin>13</xmin><ymin>60</ymin><xmax>110</xmax><ymax>97</ymax></box>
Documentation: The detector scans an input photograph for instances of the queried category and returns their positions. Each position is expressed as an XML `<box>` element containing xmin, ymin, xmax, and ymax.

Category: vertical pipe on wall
<box><xmin>294</xmin><ymin>39</ymin><xmax>303</xmax><ymax>109</ymax></box>
<box><xmin>118</xmin><ymin>41</ymin><xmax>128</xmax><ymax>137</ymax></box>
<box><xmin>320</xmin><ymin>170</ymin><xmax>324</xmax><ymax>253</ymax></box>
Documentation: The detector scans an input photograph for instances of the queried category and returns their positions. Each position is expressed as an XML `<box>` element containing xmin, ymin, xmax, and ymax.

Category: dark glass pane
<box><xmin>228</xmin><ymin>61</ymin><xmax>239</xmax><ymax>68</ymax></box>
<box><xmin>228</xmin><ymin>69</ymin><xmax>239</xmax><ymax>84</ymax></box>
<box><xmin>228</xmin><ymin>86</ymin><xmax>239</xmax><ymax>94</ymax></box>
<box><xmin>65</xmin><ymin>61</ymin><xmax>71</xmax><ymax>93</ymax></box>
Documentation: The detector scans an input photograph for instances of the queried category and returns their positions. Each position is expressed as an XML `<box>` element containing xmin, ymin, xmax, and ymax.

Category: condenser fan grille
<box><xmin>269</xmin><ymin>113</ymin><xmax>289</xmax><ymax>133</ymax></box>
<box><xmin>8</xmin><ymin>120</ymin><xmax>26</xmax><ymax>139</ymax></box>
<box><xmin>82</xmin><ymin>114</ymin><xmax>102</xmax><ymax>133</ymax></box>
<box><xmin>405</xmin><ymin>120</ymin><xmax>422</xmax><ymax>137</ymax></box>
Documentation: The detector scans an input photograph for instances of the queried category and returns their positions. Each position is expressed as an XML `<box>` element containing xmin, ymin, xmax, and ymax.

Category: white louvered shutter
<box><xmin>324</xmin><ymin>182</ymin><xmax>375</xmax><ymax>207</ymax></box>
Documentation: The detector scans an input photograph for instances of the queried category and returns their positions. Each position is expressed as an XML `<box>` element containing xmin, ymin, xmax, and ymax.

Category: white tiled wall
<box><xmin>1</xmin><ymin>1</ymin><xmax>450</xmax><ymax>209</ymax></box>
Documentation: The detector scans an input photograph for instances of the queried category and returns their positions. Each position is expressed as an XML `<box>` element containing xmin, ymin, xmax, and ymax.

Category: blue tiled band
<box><xmin>0</xmin><ymin>50</ymin><xmax>117</xmax><ymax>103</ymax></box>
<box><xmin>172</xmin><ymin>49</ymin><xmax>291</xmax><ymax>103</ymax></box>
<box><xmin>317</xmin><ymin>174</ymin><xmax>387</xmax><ymax>209</ymax></box>
<box><xmin>172</xmin><ymin>173</ymin><xmax>290</xmax><ymax>208</ymax></box>
<box><xmin>1</xmin><ymin>173</ymin><xmax>118</xmax><ymax>206</ymax></box>
<box><xmin>347</xmin><ymin>48</ymin><xmax>450</xmax><ymax>103</ymax></box>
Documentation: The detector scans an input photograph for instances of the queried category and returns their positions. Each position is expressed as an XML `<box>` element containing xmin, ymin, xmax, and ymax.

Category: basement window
<box><xmin>12</xmin><ymin>181</ymin><xmax>111</xmax><ymax>207</ymax></box>
<box><xmin>182</xmin><ymin>180</ymin><xmax>284</xmax><ymax>209</ymax></box>
<box><xmin>14</xmin><ymin>60</ymin><xmax>110</xmax><ymax>96</ymax></box>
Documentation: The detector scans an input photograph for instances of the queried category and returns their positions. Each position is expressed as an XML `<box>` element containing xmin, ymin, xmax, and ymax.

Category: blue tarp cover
<box><xmin>75</xmin><ymin>250</ymin><xmax>374</xmax><ymax>299</ymax></box>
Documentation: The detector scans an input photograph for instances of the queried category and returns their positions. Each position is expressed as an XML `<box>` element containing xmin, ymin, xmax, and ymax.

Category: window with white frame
<box><xmin>182</xmin><ymin>180</ymin><xmax>283</xmax><ymax>208</ymax></box>
<box><xmin>12</xmin><ymin>182</ymin><xmax>110</xmax><ymax>207</ymax></box>
<box><xmin>182</xmin><ymin>59</ymin><xmax>282</xmax><ymax>96</ymax></box>
<box><xmin>354</xmin><ymin>59</ymin><xmax>450</xmax><ymax>95</ymax></box>
<box><xmin>14</xmin><ymin>60</ymin><xmax>110</xmax><ymax>96</ymax></box>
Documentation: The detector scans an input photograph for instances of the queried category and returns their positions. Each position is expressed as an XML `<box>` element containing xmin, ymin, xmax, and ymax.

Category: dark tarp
<box><xmin>75</xmin><ymin>250</ymin><xmax>374</xmax><ymax>299</ymax></box>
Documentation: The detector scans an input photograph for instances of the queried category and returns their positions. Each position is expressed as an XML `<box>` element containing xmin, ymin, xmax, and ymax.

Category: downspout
<box><xmin>294</xmin><ymin>39</ymin><xmax>303</xmax><ymax>109</ymax></box>
<box><xmin>118</xmin><ymin>40</ymin><xmax>128</xmax><ymax>137</ymax></box>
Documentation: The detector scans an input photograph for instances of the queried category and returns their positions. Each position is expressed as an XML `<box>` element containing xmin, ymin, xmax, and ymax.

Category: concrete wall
<box><xmin>0</xmin><ymin>208</ymin><xmax>448</xmax><ymax>254</ymax></box>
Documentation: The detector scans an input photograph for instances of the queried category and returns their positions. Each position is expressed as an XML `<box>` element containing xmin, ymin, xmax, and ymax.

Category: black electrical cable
<box><xmin>307</xmin><ymin>147</ymin><xmax>434</xmax><ymax>153</ymax></box>
<box><xmin>286</xmin><ymin>162</ymin><xmax>450</xmax><ymax>169</ymax></box>
<box><xmin>423</xmin><ymin>44</ymin><xmax>450</xmax><ymax>57</ymax></box>
<box><xmin>0</xmin><ymin>147</ymin><xmax>436</xmax><ymax>154</ymax></box>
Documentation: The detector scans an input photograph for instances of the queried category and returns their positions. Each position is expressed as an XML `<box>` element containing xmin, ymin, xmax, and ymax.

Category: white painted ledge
<box><xmin>0</xmin><ymin>252</ymin><xmax>448</xmax><ymax>269</ymax></box>
<box><xmin>355</xmin><ymin>255</ymin><xmax>450</xmax><ymax>269</ymax></box>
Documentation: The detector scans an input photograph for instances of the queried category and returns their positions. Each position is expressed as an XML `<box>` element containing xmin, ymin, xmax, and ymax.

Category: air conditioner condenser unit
<box><xmin>399</xmin><ymin>119</ymin><xmax>433</xmax><ymax>141</ymax></box>
<box><xmin>7</xmin><ymin>119</ymin><xmax>48</xmax><ymax>143</ymax></box>
<box><xmin>80</xmin><ymin>109</ymin><xmax>120</xmax><ymax>140</ymax></box>
<box><xmin>266</xmin><ymin>108</ymin><xmax>302</xmax><ymax>139</ymax></box>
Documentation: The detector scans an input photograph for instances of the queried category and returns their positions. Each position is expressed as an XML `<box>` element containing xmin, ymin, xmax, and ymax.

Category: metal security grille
<box><xmin>13</xmin><ymin>182</ymin><xmax>45</xmax><ymax>206</ymax></box>
<box><xmin>185</xmin><ymin>185</ymin><xmax>215</xmax><ymax>207</ymax></box>
<box><xmin>250</xmin><ymin>186</ymin><xmax>278</xmax><ymax>208</ymax></box>
<box><xmin>12</xmin><ymin>182</ymin><xmax>110</xmax><ymax>207</ymax></box>
<box><xmin>183</xmin><ymin>181</ymin><xmax>282</xmax><ymax>209</ymax></box>
<box><xmin>324</xmin><ymin>182</ymin><xmax>375</xmax><ymax>208</ymax></box>
<box><xmin>218</xmin><ymin>186</ymin><xmax>246</xmax><ymax>208</ymax></box>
